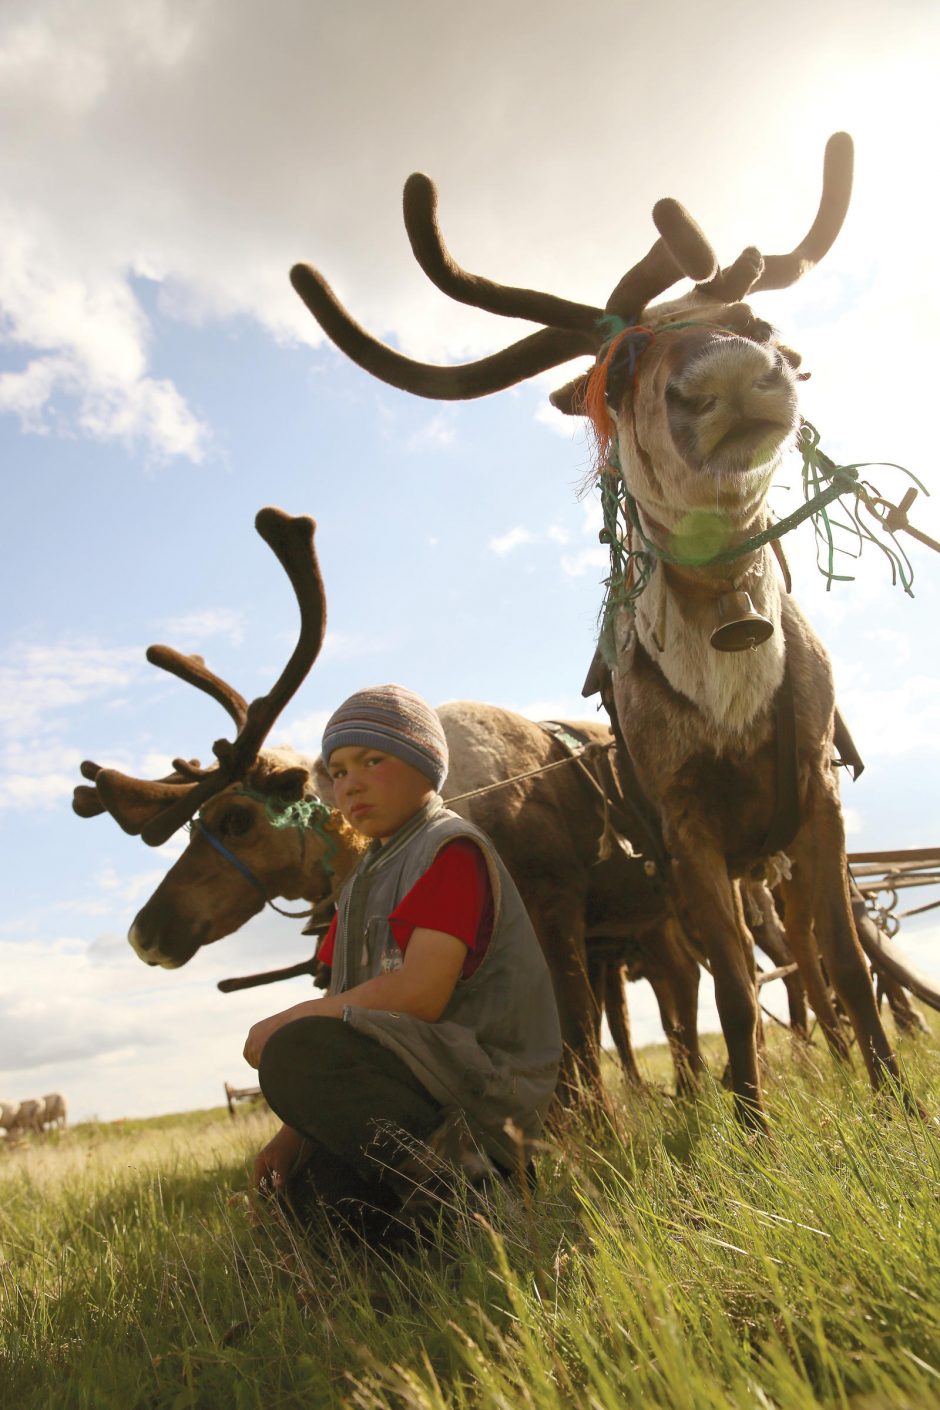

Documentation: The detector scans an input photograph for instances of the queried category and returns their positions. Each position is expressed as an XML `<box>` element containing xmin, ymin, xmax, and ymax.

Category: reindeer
<box><xmin>73</xmin><ymin>508</ymin><xmax>707</xmax><ymax>1103</ymax></box>
<box><xmin>287</xmin><ymin>133</ymin><xmax>921</xmax><ymax>1128</ymax></box>
<box><xmin>41</xmin><ymin>1093</ymin><xmax>68</xmax><ymax>1131</ymax></box>
<box><xmin>587</xmin><ymin>919</ymin><xmax>702</xmax><ymax>1094</ymax></box>
<box><xmin>11</xmin><ymin>1099</ymin><xmax>46</xmax><ymax>1136</ymax></box>
<box><xmin>0</xmin><ymin>1101</ymin><xmax>20</xmax><ymax>1136</ymax></box>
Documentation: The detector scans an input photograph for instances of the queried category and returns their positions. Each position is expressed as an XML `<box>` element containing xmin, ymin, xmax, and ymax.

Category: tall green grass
<box><xmin>1</xmin><ymin>1025</ymin><xmax>939</xmax><ymax>1409</ymax></box>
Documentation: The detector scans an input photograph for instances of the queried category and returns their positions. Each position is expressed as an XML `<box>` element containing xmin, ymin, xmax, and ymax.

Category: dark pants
<box><xmin>258</xmin><ymin>1016</ymin><xmax>444</xmax><ymax>1233</ymax></box>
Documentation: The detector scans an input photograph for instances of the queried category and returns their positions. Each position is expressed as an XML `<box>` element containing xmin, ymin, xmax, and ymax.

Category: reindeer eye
<box><xmin>755</xmin><ymin>364</ymin><xmax>786</xmax><ymax>390</ymax></box>
<box><xmin>220</xmin><ymin>808</ymin><xmax>252</xmax><ymax>839</ymax></box>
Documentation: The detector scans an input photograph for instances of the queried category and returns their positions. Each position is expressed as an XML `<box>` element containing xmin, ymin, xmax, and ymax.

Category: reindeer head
<box><xmin>126</xmin><ymin>749</ymin><xmax>366</xmax><ymax>968</ymax></box>
<box><xmin>290</xmin><ymin>134</ymin><xmax>852</xmax><ymax>545</ymax></box>
<box><xmin>72</xmin><ymin>507</ymin><xmax>349</xmax><ymax>968</ymax></box>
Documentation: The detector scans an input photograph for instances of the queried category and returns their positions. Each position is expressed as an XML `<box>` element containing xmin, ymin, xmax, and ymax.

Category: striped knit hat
<box><xmin>322</xmin><ymin>684</ymin><xmax>449</xmax><ymax>791</ymax></box>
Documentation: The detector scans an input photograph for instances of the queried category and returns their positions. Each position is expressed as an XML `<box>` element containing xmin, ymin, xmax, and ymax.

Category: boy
<box><xmin>244</xmin><ymin>684</ymin><xmax>562</xmax><ymax>1234</ymax></box>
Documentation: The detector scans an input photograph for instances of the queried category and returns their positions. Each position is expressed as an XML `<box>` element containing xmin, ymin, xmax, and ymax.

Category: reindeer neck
<box><xmin>632</xmin><ymin>538</ymin><xmax>786</xmax><ymax>745</ymax></box>
<box><xmin>297</xmin><ymin>812</ymin><xmax>368</xmax><ymax>902</ymax></box>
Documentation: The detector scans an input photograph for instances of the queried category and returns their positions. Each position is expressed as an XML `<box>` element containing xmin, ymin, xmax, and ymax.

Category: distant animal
<box><xmin>42</xmin><ymin>1092</ymin><xmax>67</xmax><ymax>1130</ymax></box>
<box><xmin>11</xmin><ymin>1098</ymin><xmax>46</xmax><ymax>1135</ymax></box>
<box><xmin>0</xmin><ymin>1100</ymin><xmax>20</xmax><ymax>1134</ymax></box>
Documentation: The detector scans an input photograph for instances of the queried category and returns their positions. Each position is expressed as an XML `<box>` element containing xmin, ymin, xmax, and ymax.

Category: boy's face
<box><xmin>326</xmin><ymin>746</ymin><xmax>434</xmax><ymax>843</ymax></box>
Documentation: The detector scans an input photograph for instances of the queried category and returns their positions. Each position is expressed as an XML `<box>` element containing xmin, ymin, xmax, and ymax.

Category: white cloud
<box><xmin>0</xmin><ymin>637</ymin><xmax>192</xmax><ymax>812</ymax></box>
<box><xmin>835</xmin><ymin>674</ymin><xmax>940</xmax><ymax>763</ymax></box>
<box><xmin>535</xmin><ymin>401</ymin><xmax>579</xmax><ymax>440</ymax></box>
<box><xmin>547</xmin><ymin>524</ymin><xmax>569</xmax><ymax>545</ymax></box>
<box><xmin>406</xmin><ymin>411</ymin><xmax>456</xmax><ymax>451</ymax></box>
<box><xmin>0</xmin><ymin>755</ymin><xmax>84</xmax><ymax>810</ymax></box>
<box><xmin>0</xmin><ymin>230</ymin><xmax>208</xmax><ymax>461</ymax></box>
<box><xmin>2</xmin><ymin>0</ymin><xmax>934</xmax><ymax>467</ymax></box>
<box><xmin>156</xmin><ymin>606</ymin><xmax>245</xmax><ymax>647</ymax></box>
<box><xmin>0</xmin><ymin>640</ymin><xmax>142</xmax><ymax>738</ymax></box>
<box><xmin>280</xmin><ymin>708</ymin><xmax>330</xmax><ymax>759</ymax></box>
<box><xmin>0</xmin><ymin>908</ymin><xmax>318</xmax><ymax>1122</ymax></box>
<box><xmin>489</xmin><ymin>526</ymin><xmax>533</xmax><ymax>555</ymax></box>
<box><xmin>318</xmin><ymin>630</ymin><xmax>379</xmax><ymax>662</ymax></box>
<box><xmin>560</xmin><ymin>545</ymin><xmax>607</xmax><ymax>578</ymax></box>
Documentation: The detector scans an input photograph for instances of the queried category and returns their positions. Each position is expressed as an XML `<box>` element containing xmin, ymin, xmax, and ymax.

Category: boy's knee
<box><xmin>259</xmin><ymin>1019</ymin><xmax>311</xmax><ymax>1115</ymax></box>
<box><xmin>258</xmin><ymin>1016</ymin><xmax>347</xmax><ymax>1127</ymax></box>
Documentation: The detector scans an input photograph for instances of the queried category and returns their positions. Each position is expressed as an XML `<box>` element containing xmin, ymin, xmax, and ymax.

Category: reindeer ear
<box><xmin>312</xmin><ymin>756</ymin><xmax>336</xmax><ymax>807</ymax></box>
<box><xmin>276</xmin><ymin>766</ymin><xmax>309</xmax><ymax>801</ymax></box>
<box><xmin>263</xmin><ymin>764</ymin><xmax>310</xmax><ymax>801</ymax></box>
<box><xmin>550</xmin><ymin>372</ymin><xmax>591</xmax><ymax>417</ymax></box>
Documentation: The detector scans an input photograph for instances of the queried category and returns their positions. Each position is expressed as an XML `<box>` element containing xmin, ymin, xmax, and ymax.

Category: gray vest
<box><xmin>329</xmin><ymin>799</ymin><xmax>561</xmax><ymax>1167</ymax></box>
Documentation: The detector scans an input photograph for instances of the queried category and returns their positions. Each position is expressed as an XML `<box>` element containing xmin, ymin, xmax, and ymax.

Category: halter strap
<box><xmin>195</xmin><ymin>819</ymin><xmax>266</xmax><ymax>895</ymax></box>
<box><xmin>193</xmin><ymin>818</ymin><xmax>320</xmax><ymax>919</ymax></box>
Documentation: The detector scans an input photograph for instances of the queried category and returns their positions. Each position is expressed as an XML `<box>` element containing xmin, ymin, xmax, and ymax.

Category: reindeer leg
<box><xmin>535</xmin><ymin>901</ymin><xmax>607</xmax><ymax>1110</ymax></box>
<box><xmin>650</xmin><ymin>919</ymin><xmax>704</xmax><ymax>1096</ymax></box>
<box><xmin>749</xmin><ymin>884</ymin><xmax>810</xmax><ymax>1039</ymax></box>
<box><xmin>671</xmin><ymin>841</ymin><xmax>766</xmax><ymax>1131</ymax></box>
<box><xmin>777</xmin><ymin>869</ymin><xmax>850</xmax><ymax>1059</ymax></box>
<box><xmin>734</xmin><ymin>882</ymin><xmax>766</xmax><ymax>1061</ymax></box>
<box><xmin>586</xmin><ymin>951</ymin><xmax>645</xmax><ymax>1084</ymax></box>
<box><xmin>790</xmin><ymin>787</ymin><xmax>903</xmax><ymax>1093</ymax></box>
<box><xmin>880</xmin><ymin>975</ymin><xmax>930</xmax><ymax>1037</ymax></box>
<box><xmin>602</xmin><ymin>961</ymin><xmax>646</xmax><ymax>1087</ymax></box>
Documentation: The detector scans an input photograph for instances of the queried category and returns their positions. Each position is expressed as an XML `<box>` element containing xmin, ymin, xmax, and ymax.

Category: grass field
<box><xmin>2</xmin><ymin>1026</ymin><xmax>939</xmax><ymax>1409</ymax></box>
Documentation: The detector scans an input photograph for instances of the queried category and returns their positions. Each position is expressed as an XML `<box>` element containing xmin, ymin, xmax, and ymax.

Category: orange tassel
<box><xmin>583</xmin><ymin>328</ymin><xmax>653</xmax><ymax>471</ymax></box>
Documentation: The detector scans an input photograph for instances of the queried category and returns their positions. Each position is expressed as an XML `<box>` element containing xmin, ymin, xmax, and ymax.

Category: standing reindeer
<box><xmin>288</xmin><ymin>133</ymin><xmax>918</xmax><ymax>1128</ymax></box>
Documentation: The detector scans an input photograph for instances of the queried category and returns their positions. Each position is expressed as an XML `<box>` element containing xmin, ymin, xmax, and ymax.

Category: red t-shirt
<box><xmin>317</xmin><ymin>838</ymin><xmax>493</xmax><ymax>980</ymax></box>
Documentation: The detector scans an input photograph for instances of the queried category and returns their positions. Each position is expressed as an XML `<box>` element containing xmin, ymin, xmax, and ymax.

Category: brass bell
<box><xmin>710</xmin><ymin>590</ymin><xmax>774</xmax><ymax>652</ymax></box>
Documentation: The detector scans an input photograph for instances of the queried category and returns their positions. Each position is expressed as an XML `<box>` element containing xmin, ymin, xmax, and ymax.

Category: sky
<box><xmin>2</xmin><ymin>0</ymin><xmax>939</xmax><ymax>1123</ymax></box>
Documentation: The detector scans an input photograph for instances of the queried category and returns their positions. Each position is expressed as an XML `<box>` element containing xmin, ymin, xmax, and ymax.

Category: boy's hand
<box><xmin>252</xmin><ymin>1124</ymin><xmax>310</xmax><ymax>1195</ymax></box>
<box><xmin>243</xmin><ymin>1011</ymin><xmax>289</xmax><ymax>1069</ymax></box>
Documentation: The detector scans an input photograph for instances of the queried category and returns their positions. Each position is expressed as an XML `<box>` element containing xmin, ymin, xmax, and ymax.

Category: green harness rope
<box><xmin>598</xmin><ymin>421</ymin><xmax>927</xmax><ymax>655</ymax></box>
<box><xmin>237</xmin><ymin>786</ymin><xmax>338</xmax><ymax>877</ymax></box>
<box><xmin>189</xmin><ymin>786</ymin><xmax>338</xmax><ymax>877</ymax></box>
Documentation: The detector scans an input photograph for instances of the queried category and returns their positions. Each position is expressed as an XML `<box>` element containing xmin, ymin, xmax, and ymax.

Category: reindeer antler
<box><xmin>605</xmin><ymin>198</ymin><xmax>718</xmax><ymax>319</ymax></box>
<box><xmin>72</xmin><ymin>507</ymin><xmax>326</xmax><ymax>846</ymax></box>
<box><xmin>699</xmin><ymin>133</ymin><xmax>854</xmax><ymax>302</ymax></box>
<box><xmin>291</xmin><ymin>177</ymin><xmax>718</xmax><ymax>395</ymax></box>
<box><xmin>401</xmin><ymin>172</ymin><xmax>603</xmax><ymax>333</ymax></box>
<box><xmin>145</xmin><ymin>648</ymin><xmax>248</xmax><ymax>729</ymax></box>
<box><xmin>289</xmin><ymin>264</ymin><xmax>596</xmax><ymax>399</ymax></box>
<box><xmin>751</xmin><ymin>131</ymin><xmax>853</xmax><ymax>291</ymax></box>
<box><xmin>291</xmin><ymin>135</ymin><xmax>850</xmax><ymax>399</ymax></box>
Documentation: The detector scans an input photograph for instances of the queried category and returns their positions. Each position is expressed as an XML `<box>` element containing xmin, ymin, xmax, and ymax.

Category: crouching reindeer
<box><xmin>72</xmin><ymin>510</ymin><xmax>703</xmax><ymax>1104</ymax></box>
<box><xmin>289</xmin><ymin>133</ymin><xmax>920</xmax><ymax>1128</ymax></box>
